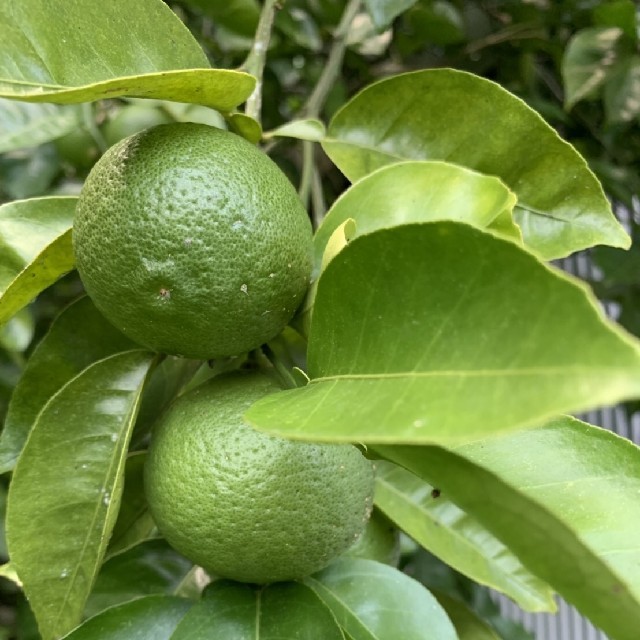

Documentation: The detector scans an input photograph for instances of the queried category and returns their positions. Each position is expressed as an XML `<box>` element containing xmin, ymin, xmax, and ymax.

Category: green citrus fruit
<box><xmin>73</xmin><ymin>123</ymin><xmax>313</xmax><ymax>359</ymax></box>
<box><xmin>144</xmin><ymin>371</ymin><xmax>375</xmax><ymax>584</ymax></box>
<box><xmin>101</xmin><ymin>104</ymin><xmax>173</xmax><ymax>146</ymax></box>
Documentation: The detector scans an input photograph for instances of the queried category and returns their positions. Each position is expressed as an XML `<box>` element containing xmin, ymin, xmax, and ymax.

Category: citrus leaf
<box><xmin>62</xmin><ymin>595</ymin><xmax>192</xmax><ymax>640</ymax></box>
<box><xmin>170</xmin><ymin>580</ymin><xmax>345</xmax><ymax>639</ymax></box>
<box><xmin>374</xmin><ymin>461</ymin><xmax>555</xmax><ymax>612</ymax></box>
<box><xmin>312</xmin><ymin>161</ymin><xmax>518</xmax><ymax>277</ymax></box>
<box><xmin>363</xmin><ymin>0</ymin><xmax>420</xmax><ymax>31</ymax></box>
<box><xmin>106</xmin><ymin>452</ymin><xmax>156</xmax><ymax>558</ymax></box>
<box><xmin>0</xmin><ymin>197</ymin><xmax>76</xmax><ymax>327</ymax></box>
<box><xmin>562</xmin><ymin>27</ymin><xmax>626</xmax><ymax>109</ymax></box>
<box><xmin>322</xmin><ymin>69</ymin><xmax>629</xmax><ymax>259</ymax></box>
<box><xmin>434</xmin><ymin>593</ymin><xmax>501</xmax><ymax>640</ymax></box>
<box><xmin>226</xmin><ymin>112</ymin><xmax>262</xmax><ymax>143</ymax></box>
<box><xmin>304</xmin><ymin>558</ymin><xmax>458</xmax><ymax>640</ymax></box>
<box><xmin>85</xmin><ymin>539</ymin><xmax>192</xmax><ymax>619</ymax></box>
<box><xmin>0</xmin><ymin>100</ymin><xmax>81</xmax><ymax>152</ymax></box>
<box><xmin>246</xmin><ymin>223</ymin><xmax>640</xmax><ymax>444</ymax></box>
<box><xmin>6</xmin><ymin>350</ymin><xmax>155</xmax><ymax>640</ymax></box>
<box><xmin>178</xmin><ymin>0</ymin><xmax>260</xmax><ymax>38</ymax></box>
<box><xmin>604</xmin><ymin>55</ymin><xmax>640</xmax><ymax>124</ymax></box>
<box><xmin>0</xmin><ymin>0</ymin><xmax>255</xmax><ymax>110</ymax></box>
<box><xmin>373</xmin><ymin>417</ymin><xmax>640</xmax><ymax>640</ymax></box>
<box><xmin>264</xmin><ymin>118</ymin><xmax>326</xmax><ymax>142</ymax></box>
<box><xmin>0</xmin><ymin>296</ymin><xmax>136</xmax><ymax>474</ymax></box>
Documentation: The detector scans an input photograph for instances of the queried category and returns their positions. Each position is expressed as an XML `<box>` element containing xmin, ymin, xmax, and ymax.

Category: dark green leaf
<box><xmin>226</xmin><ymin>112</ymin><xmax>262</xmax><ymax>143</ymax></box>
<box><xmin>0</xmin><ymin>197</ymin><xmax>76</xmax><ymax>327</ymax></box>
<box><xmin>6</xmin><ymin>351</ymin><xmax>155</xmax><ymax>640</ymax></box>
<box><xmin>0</xmin><ymin>296</ymin><xmax>136</xmax><ymax>473</ymax></box>
<box><xmin>178</xmin><ymin>0</ymin><xmax>260</xmax><ymax>37</ymax></box>
<box><xmin>363</xmin><ymin>0</ymin><xmax>419</xmax><ymax>30</ymax></box>
<box><xmin>247</xmin><ymin>223</ymin><xmax>640</xmax><ymax>444</ymax></box>
<box><xmin>374</xmin><ymin>417</ymin><xmax>640</xmax><ymax>640</ymax></box>
<box><xmin>593</xmin><ymin>0</ymin><xmax>637</xmax><ymax>43</ymax></box>
<box><xmin>604</xmin><ymin>55</ymin><xmax>640</xmax><ymax>124</ymax></box>
<box><xmin>374</xmin><ymin>461</ymin><xmax>555</xmax><ymax>611</ymax></box>
<box><xmin>85</xmin><ymin>539</ymin><xmax>192</xmax><ymax>619</ymax></box>
<box><xmin>62</xmin><ymin>596</ymin><xmax>191</xmax><ymax>640</ymax></box>
<box><xmin>305</xmin><ymin>558</ymin><xmax>457</xmax><ymax>640</ymax></box>
<box><xmin>0</xmin><ymin>144</ymin><xmax>61</xmax><ymax>199</ymax></box>
<box><xmin>170</xmin><ymin>580</ymin><xmax>345</xmax><ymax>639</ymax></box>
<box><xmin>562</xmin><ymin>27</ymin><xmax>626</xmax><ymax>109</ymax></box>
<box><xmin>322</xmin><ymin>69</ymin><xmax>629</xmax><ymax>258</ymax></box>
<box><xmin>0</xmin><ymin>100</ymin><xmax>81</xmax><ymax>152</ymax></box>
<box><xmin>434</xmin><ymin>593</ymin><xmax>500</xmax><ymax>640</ymax></box>
<box><xmin>106</xmin><ymin>453</ymin><xmax>156</xmax><ymax>558</ymax></box>
<box><xmin>0</xmin><ymin>0</ymin><xmax>254</xmax><ymax>110</ymax></box>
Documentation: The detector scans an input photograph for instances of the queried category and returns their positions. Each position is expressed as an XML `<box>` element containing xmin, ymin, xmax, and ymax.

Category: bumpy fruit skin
<box><xmin>144</xmin><ymin>372</ymin><xmax>375</xmax><ymax>584</ymax></box>
<box><xmin>73</xmin><ymin>123</ymin><xmax>313</xmax><ymax>359</ymax></box>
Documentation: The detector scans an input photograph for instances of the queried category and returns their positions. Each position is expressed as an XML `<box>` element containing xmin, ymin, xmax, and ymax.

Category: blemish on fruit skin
<box><xmin>159</xmin><ymin>288</ymin><xmax>171</xmax><ymax>300</ymax></box>
<box><xmin>240</xmin><ymin>284</ymin><xmax>249</xmax><ymax>295</ymax></box>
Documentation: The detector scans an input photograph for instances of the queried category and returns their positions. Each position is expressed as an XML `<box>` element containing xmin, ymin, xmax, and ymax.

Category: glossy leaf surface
<box><xmin>6</xmin><ymin>351</ymin><xmax>155</xmax><ymax>640</ymax></box>
<box><xmin>0</xmin><ymin>100</ymin><xmax>81</xmax><ymax>152</ymax></box>
<box><xmin>375</xmin><ymin>417</ymin><xmax>640</xmax><ymax>640</ymax></box>
<box><xmin>562</xmin><ymin>27</ymin><xmax>625</xmax><ymax>109</ymax></box>
<box><xmin>313</xmin><ymin>161</ymin><xmax>518</xmax><ymax>276</ymax></box>
<box><xmin>0</xmin><ymin>0</ymin><xmax>254</xmax><ymax>110</ymax></box>
<box><xmin>63</xmin><ymin>596</ymin><xmax>191</xmax><ymax>640</ymax></box>
<box><xmin>85</xmin><ymin>539</ymin><xmax>192</xmax><ymax>619</ymax></box>
<box><xmin>170</xmin><ymin>580</ymin><xmax>344</xmax><ymax>639</ymax></box>
<box><xmin>247</xmin><ymin>223</ymin><xmax>640</xmax><ymax>443</ymax></box>
<box><xmin>0</xmin><ymin>296</ymin><xmax>135</xmax><ymax>473</ymax></box>
<box><xmin>264</xmin><ymin>118</ymin><xmax>326</xmax><ymax>141</ymax></box>
<box><xmin>375</xmin><ymin>461</ymin><xmax>555</xmax><ymax>611</ymax></box>
<box><xmin>305</xmin><ymin>558</ymin><xmax>458</xmax><ymax>640</ymax></box>
<box><xmin>322</xmin><ymin>69</ymin><xmax>628</xmax><ymax>258</ymax></box>
<box><xmin>0</xmin><ymin>197</ymin><xmax>76</xmax><ymax>326</ymax></box>
<box><xmin>106</xmin><ymin>453</ymin><xmax>156</xmax><ymax>557</ymax></box>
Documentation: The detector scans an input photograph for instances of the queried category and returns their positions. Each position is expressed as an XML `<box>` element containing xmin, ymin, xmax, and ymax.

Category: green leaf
<box><xmin>322</xmin><ymin>69</ymin><xmax>629</xmax><ymax>259</ymax></box>
<box><xmin>0</xmin><ymin>296</ymin><xmax>136</xmax><ymax>473</ymax></box>
<box><xmin>106</xmin><ymin>453</ymin><xmax>156</xmax><ymax>558</ymax></box>
<box><xmin>85</xmin><ymin>539</ymin><xmax>192</xmax><ymax>619</ymax></box>
<box><xmin>0</xmin><ymin>0</ymin><xmax>254</xmax><ymax>110</ymax></box>
<box><xmin>593</xmin><ymin>0</ymin><xmax>637</xmax><ymax>43</ymax></box>
<box><xmin>170</xmin><ymin>580</ymin><xmax>345</xmax><ymax>639</ymax></box>
<box><xmin>247</xmin><ymin>223</ymin><xmax>640</xmax><ymax>444</ymax></box>
<box><xmin>178</xmin><ymin>0</ymin><xmax>260</xmax><ymax>38</ymax></box>
<box><xmin>6</xmin><ymin>350</ymin><xmax>155</xmax><ymax>640</ymax></box>
<box><xmin>264</xmin><ymin>118</ymin><xmax>326</xmax><ymax>142</ymax></box>
<box><xmin>604</xmin><ymin>55</ymin><xmax>640</xmax><ymax>124</ymax></box>
<box><xmin>305</xmin><ymin>558</ymin><xmax>458</xmax><ymax>640</ymax></box>
<box><xmin>374</xmin><ymin>417</ymin><xmax>640</xmax><ymax>640</ymax></box>
<box><xmin>226</xmin><ymin>112</ymin><xmax>262</xmax><ymax>143</ymax></box>
<box><xmin>0</xmin><ymin>100</ymin><xmax>81</xmax><ymax>152</ymax></box>
<box><xmin>312</xmin><ymin>161</ymin><xmax>518</xmax><ymax>277</ymax></box>
<box><xmin>434</xmin><ymin>593</ymin><xmax>500</xmax><ymax>640</ymax></box>
<box><xmin>374</xmin><ymin>461</ymin><xmax>555</xmax><ymax>612</ymax></box>
<box><xmin>562</xmin><ymin>27</ymin><xmax>626</xmax><ymax>109</ymax></box>
<box><xmin>0</xmin><ymin>197</ymin><xmax>76</xmax><ymax>327</ymax></box>
<box><xmin>62</xmin><ymin>595</ymin><xmax>192</xmax><ymax>640</ymax></box>
<box><xmin>363</xmin><ymin>0</ymin><xmax>420</xmax><ymax>30</ymax></box>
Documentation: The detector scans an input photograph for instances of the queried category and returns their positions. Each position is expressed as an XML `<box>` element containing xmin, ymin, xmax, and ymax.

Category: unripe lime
<box><xmin>144</xmin><ymin>372</ymin><xmax>375</xmax><ymax>584</ymax></box>
<box><xmin>73</xmin><ymin>123</ymin><xmax>313</xmax><ymax>359</ymax></box>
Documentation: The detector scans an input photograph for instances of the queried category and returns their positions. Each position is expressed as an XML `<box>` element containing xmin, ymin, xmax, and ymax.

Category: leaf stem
<box><xmin>299</xmin><ymin>0</ymin><xmax>361</xmax><ymax>211</ymax></box>
<box><xmin>242</xmin><ymin>0</ymin><xmax>282</xmax><ymax>123</ymax></box>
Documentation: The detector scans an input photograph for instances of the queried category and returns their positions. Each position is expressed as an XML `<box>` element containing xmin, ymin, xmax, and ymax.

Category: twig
<box><xmin>242</xmin><ymin>0</ymin><xmax>282</xmax><ymax>123</ymax></box>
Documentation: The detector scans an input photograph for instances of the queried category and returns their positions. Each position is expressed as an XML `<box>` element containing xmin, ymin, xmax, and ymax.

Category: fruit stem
<box><xmin>242</xmin><ymin>0</ymin><xmax>282</xmax><ymax>124</ymax></box>
<box><xmin>298</xmin><ymin>0</ymin><xmax>361</xmax><ymax>212</ymax></box>
<box><xmin>261</xmin><ymin>344</ymin><xmax>298</xmax><ymax>390</ymax></box>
